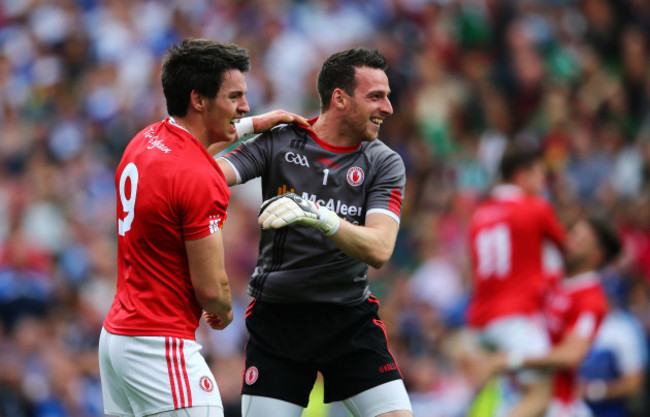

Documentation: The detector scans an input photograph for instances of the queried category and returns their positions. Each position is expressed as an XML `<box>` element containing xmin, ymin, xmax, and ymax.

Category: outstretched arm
<box><xmin>208</xmin><ymin>110</ymin><xmax>309</xmax><ymax>156</ymax></box>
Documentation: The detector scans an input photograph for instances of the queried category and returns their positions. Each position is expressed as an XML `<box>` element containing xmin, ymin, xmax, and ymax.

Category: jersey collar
<box><xmin>491</xmin><ymin>184</ymin><xmax>525</xmax><ymax>201</ymax></box>
<box><xmin>168</xmin><ymin>116</ymin><xmax>191</xmax><ymax>134</ymax></box>
<box><xmin>299</xmin><ymin>117</ymin><xmax>361</xmax><ymax>153</ymax></box>
<box><xmin>561</xmin><ymin>271</ymin><xmax>600</xmax><ymax>293</ymax></box>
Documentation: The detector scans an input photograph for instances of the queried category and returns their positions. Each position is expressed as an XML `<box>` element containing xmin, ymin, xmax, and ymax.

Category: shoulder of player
<box><xmin>131</xmin><ymin>119</ymin><xmax>197</xmax><ymax>153</ymax></box>
<box><xmin>239</xmin><ymin>123</ymin><xmax>306</xmax><ymax>147</ymax></box>
<box><xmin>157</xmin><ymin>123</ymin><xmax>221</xmax><ymax>174</ymax></box>
<box><xmin>266</xmin><ymin>122</ymin><xmax>305</xmax><ymax>138</ymax></box>
<box><xmin>360</xmin><ymin>139</ymin><xmax>404</xmax><ymax>165</ymax></box>
<box><xmin>566</xmin><ymin>281</ymin><xmax>608</xmax><ymax>311</ymax></box>
<box><xmin>518</xmin><ymin>194</ymin><xmax>556</xmax><ymax>213</ymax></box>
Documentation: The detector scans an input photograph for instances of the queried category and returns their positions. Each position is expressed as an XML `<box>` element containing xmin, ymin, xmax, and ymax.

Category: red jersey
<box><xmin>544</xmin><ymin>272</ymin><xmax>608</xmax><ymax>404</ymax></box>
<box><xmin>104</xmin><ymin>118</ymin><xmax>230</xmax><ymax>340</ymax></box>
<box><xmin>467</xmin><ymin>185</ymin><xmax>565</xmax><ymax>327</ymax></box>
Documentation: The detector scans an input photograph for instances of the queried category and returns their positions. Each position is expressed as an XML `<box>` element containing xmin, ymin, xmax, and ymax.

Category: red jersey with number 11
<box><xmin>104</xmin><ymin>118</ymin><xmax>230</xmax><ymax>340</ymax></box>
<box><xmin>467</xmin><ymin>185</ymin><xmax>565</xmax><ymax>328</ymax></box>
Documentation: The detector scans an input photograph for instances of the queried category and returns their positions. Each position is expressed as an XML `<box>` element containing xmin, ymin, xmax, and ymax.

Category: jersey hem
<box><xmin>246</xmin><ymin>292</ymin><xmax>370</xmax><ymax>306</ymax></box>
<box><xmin>135</xmin><ymin>403</ymin><xmax>224</xmax><ymax>417</ymax></box>
<box><xmin>103</xmin><ymin>324</ymin><xmax>196</xmax><ymax>341</ymax></box>
<box><xmin>366</xmin><ymin>208</ymin><xmax>400</xmax><ymax>224</ymax></box>
<box><xmin>218</xmin><ymin>157</ymin><xmax>242</xmax><ymax>185</ymax></box>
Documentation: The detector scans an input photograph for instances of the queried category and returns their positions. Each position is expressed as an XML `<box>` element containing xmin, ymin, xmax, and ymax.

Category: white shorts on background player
<box><xmin>99</xmin><ymin>328</ymin><xmax>224</xmax><ymax>417</ymax></box>
<box><xmin>476</xmin><ymin>314</ymin><xmax>551</xmax><ymax>385</ymax></box>
<box><xmin>544</xmin><ymin>399</ymin><xmax>594</xmax><ymax>417</ymax></box>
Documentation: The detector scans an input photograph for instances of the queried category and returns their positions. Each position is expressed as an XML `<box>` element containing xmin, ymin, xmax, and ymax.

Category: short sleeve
<box><xmin>572</xmin><ymin>312</ymin><xmax>598</xmax><ymax>339</ymax></box>
<box><xmin>222</xmin><ymin>131</ymin><xmax>272</xmax><ymax>184</ymax></box>
<box><xmin>365</xmin><ymin>151</ymin><xmax>406</xmax><ymax>224</ymax></box>
<box><xmin>174</xmin><ymin>163</ymin><xmax>230</xmax><ymax>241</ymax></box>
<box><xmin>569</xmin><ymin>292</ymin><xmax>608</xmax><ymax>340</ymax></box>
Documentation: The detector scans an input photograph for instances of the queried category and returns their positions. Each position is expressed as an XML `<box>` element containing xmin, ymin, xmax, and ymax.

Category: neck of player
<box><xmin>312</xmin><ymin>112</ymin><xmax>357</xmax><ymax>148</ymax></box>
<box><xmin>173</xmin><ymin>115</ymin><xmax>210</xmax><ymax>149</ymax></box>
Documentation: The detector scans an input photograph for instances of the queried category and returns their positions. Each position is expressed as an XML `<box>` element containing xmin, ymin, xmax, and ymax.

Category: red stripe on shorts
<box><xmin>165</xmin><ymin>337</ymin><xmax>179</xmax><ymax>409</ymax></box>
<box><xmin>172</xmin><ymin>338</ymin><xmax>186</xmax><ymax>408</ymax></box>
<box><xmin>179</xmin><ymin>339</ymin><xmax>192</xmax><ymax>407</ymax></box>
<box><xmin>373</xmin><ymin>318</ymin><xmax>403</xmax><ymax>379</ymax></box>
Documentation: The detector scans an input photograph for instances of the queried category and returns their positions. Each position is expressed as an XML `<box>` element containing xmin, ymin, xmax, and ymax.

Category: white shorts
<box><xmin>241</xmin><ymin>380</ymin><xmax>412</xmax><ymax>417</ymax></box>
<box><xmin>545</xmin><ymin>398</ymin><xmax>593</xmax><ymax>417</ymax></box>
<box><xmin>476</xmin><ymin>314</ymin><xmax>551</xmax><ymax>385</ymax></box>
<box><xmin>99</xmin><ymin>327</ymin><xmax>224</xmax><ymax>417</ymax></box>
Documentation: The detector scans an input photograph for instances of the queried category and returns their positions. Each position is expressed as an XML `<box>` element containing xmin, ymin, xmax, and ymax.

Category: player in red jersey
<box><xmin>98</xmin><ymin>38</ymin><xmax>306</xmax><ymax>417</ymax></box>
<box><xmin>471</xmin><ymin>216</ymin><xmax>621</xmax><ymax>417</ymax></box>
<box><xmin>466</xmin><ymin>143</ymin><xmax>566</xmax><ymax>417</ymax></box>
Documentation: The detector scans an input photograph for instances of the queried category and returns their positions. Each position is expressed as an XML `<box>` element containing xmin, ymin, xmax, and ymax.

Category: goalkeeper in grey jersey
<box><xmin>217</xmin><ymin>47</ymin><xmax>412</xmax><ymax>417</ymax></box>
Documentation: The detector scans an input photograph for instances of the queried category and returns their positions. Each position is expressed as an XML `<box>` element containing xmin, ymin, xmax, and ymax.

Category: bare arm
<box><xmin>329</xmin><ymin>213</ymin><xmax>399</xmax><ymax>269</ymax></box>
<box><xmin>519</xmin><ymin>333</ymin><xmax>592</xmax><ymax>369</ymax></box>
<box><xmin>470</xmin><ymin>332</ymin><xmax>593</xmax><ymax>391</ymax></box>
<box><xmin>481</xmin><ymin>332</ymin><xmax>592</xmax><ymax>379</ymax></box>
<box><xmin>216</xmin><ymin>159</ymin><xmax>237</xmax><ymax>186</ymax></box>
<box><xmin>208</xmin><ymin>110</ymin><xmax>309</xmax><ymax>156</ymax></box>
<box><xmin>185</xmin><ymin>231</ymin><xmax>232</xmax><ymax>328</ymax></box>
<box><xmin>258</xmin><ymin>194</ymin><xmax>400</xmax><ymax>269</ymax></box>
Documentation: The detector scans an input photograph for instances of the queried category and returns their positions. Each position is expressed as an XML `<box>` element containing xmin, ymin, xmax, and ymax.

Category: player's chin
<box><xmin>364</xmin><ymin>130</ymin><xmax>379</xmax><ymax>142</ymax></box>
<box><xmin>220</xmin><ymin>129</ymin><xmax>237</xmax><ymax>143</ymax></box>
<box><xmin>366</xmin><ymin>124</ymin><xmax>381</xmax><ymax>139</ymax></box>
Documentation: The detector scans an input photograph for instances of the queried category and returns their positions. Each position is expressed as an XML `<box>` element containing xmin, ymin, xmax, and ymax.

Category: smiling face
<box><xmin>341</xmin><ymin>66</ymin><xmax>393</xmax><ymax>142</ymax></box>
<box><xmin>203</xmin><ymin>69</ymin><xmax>250</xmax><ymax>144</ymax></box>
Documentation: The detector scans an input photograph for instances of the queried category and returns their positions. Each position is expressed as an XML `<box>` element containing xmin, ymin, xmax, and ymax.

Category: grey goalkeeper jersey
<box><xmin>222</xmin><ymin>122</ymin><xmax>405</xmax><ymax>304</ymax></box>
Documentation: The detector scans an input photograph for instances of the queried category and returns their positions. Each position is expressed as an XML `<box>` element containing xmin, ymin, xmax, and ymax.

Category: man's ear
<box><xmin>332</xmin><ymin>88</ymin><xmax>347</xmax><ymax>110</ymax></box>
<box><xmin>190</xmin><ymin>90</ymin><xmax>205</xmax><ymax>112</ymax></box>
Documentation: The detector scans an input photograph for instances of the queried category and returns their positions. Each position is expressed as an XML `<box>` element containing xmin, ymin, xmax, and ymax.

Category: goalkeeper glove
<box><xmin>258</xmin><ymin>193</ymin><xmax>340</xmax><ymax>236</ymax></box>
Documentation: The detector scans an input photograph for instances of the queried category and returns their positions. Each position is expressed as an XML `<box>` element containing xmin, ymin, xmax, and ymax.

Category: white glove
<box><xmin>258</xmin><ymin>193</ymin><xmax>340</xmax><ymax>236</ymax></box>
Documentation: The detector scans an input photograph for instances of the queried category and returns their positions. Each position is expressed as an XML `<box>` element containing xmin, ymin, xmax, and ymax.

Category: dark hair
<box><xmin>161</xmin><ymin>38</ymin><xmax>250</xmax><ymax>117</ymax></box>
<box><xmin>317</xmin><ymin>47</ymin><xmax>387</xmax><ymax>111</ymax></box>
<box><xmin>498</xmin><ymin>142</ymin><xmax>543</xmax><ymax>181</ymax></box>
<box><xmin>587</xmin><ymin>216</ymin><xmax>622</xmax><ymax>266</ymax></box>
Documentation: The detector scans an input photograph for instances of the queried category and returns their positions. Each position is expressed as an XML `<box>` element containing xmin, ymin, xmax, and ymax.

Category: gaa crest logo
<box><xmin>199</xmin><ymin>376</ymin><xmax>214</xmax><ymax>392</ymax></box>
<box><xmin>245</xmin><ymin>366</ymin><xmax>259</xmax><ymax>385</ymax></box>
<box><xmin>346</xmin><ymin>166</ymin><xmax>364</xmax><ymax>186</ymax></box>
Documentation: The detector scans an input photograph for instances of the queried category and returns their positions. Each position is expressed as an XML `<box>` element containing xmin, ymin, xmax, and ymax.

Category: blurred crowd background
<box><xmin>1</xmin><ymin>0</ymin><xmax>650</xmax><ymax>416</ymax></box>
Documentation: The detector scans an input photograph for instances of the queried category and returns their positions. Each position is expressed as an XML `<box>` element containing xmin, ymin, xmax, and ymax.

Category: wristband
<box><xmin>235</xmin><ymin>117</ymin><xmax>254</xmax><ymax>138</ymax></box>
<box><xmin>316</xmin><ymin>208</ymin><xmax>340</xmax><ymax>236</ymax></box>
<box><xmin>506</xmin><ymin>352</ymin><xmax>525</xmax><ymax>371</ymax></box>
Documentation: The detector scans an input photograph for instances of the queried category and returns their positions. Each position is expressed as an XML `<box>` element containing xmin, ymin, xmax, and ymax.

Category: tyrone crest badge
<box><xmin>199</xmin><ymin>376</ymin><xmax>214</xmax><ymax>392</ymax></box>
<box><xmin>346</xmin><ymin>166</ymin><xmax>364</xmax><ymax>186</ymax></box>
<box><xmin>244</xmin><ymin>366</ymin><xmax>259</xmax><ymax>385</ymax></box>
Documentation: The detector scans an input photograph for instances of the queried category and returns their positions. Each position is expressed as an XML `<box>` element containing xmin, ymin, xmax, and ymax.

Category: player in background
<box><xmin>217</xmin><ymin>47</ymin><xmax>413</xmax><ymax>417</ymax></box>
<box><xmin>466</xmin><ymin>143</ymin><xmax>567</xmax><ymax>417</ymax></box>
<box><xmin>98</xmin><ymin>38</ymin><xmax>306</xmax><ymax>417</ymax></box>
<box><xmin>471</xmin><ymin>216</ymin><xmax>622</xmax><ymax>417</ymax></box>
<box><xmin>578</xmin><ymin>282</ymin><xmax>647</xmax><ymax>416</ymax></box>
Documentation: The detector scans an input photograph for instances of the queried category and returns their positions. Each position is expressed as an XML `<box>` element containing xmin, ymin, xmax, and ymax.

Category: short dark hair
<box><xmin>161</xmin><ymin>38</ymin><xmax>250</xmax><ymax>117</ymax></box>
<box><xmin>317</xmin><ymin>47</ymin><xmax>387</xmax><ymax>111</ymax></box>
<box><xmin>498</xmin><ymin>142</ymin><xmax>543</xmax><ymax>181</ymax></box>
<box><xmin>587</xmin><ymin>216</ymin><xmax>622</xmax><ymax>266</ymax></box>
